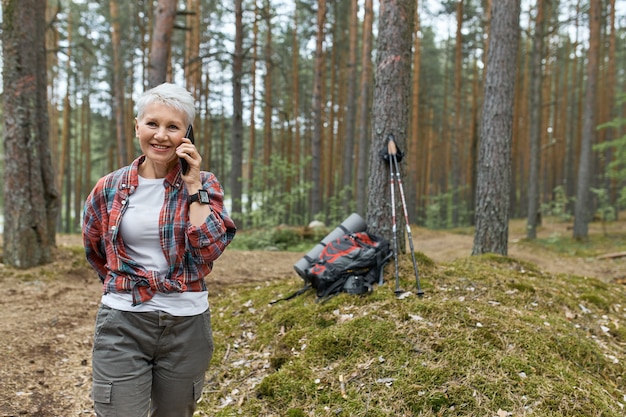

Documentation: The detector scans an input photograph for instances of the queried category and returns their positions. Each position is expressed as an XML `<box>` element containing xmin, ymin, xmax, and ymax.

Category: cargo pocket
<box><xmin>92</xmin><ymin>380</ymin><xmax>113</xmax><ymax>404</ymax></box>
<box><xmin>193</xmin><ymin>376</ymin><xmax>205</xmax><ymax>403</ymax></box>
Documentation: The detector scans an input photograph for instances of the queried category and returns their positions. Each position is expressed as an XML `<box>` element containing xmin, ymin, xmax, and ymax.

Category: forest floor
<box><xmin>2</xmin><ymin>218</ymin><xmax>626</xmax><ymax>416</ymax></box>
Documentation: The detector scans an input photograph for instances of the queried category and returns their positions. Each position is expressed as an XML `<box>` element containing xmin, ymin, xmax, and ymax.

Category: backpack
<box><xmin>273</xmin><ymin>231</ymin><xmax>393</xmax><ymax>304</ymax></box>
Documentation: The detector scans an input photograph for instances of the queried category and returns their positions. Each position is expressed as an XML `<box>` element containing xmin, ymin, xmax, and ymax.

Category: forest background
<box><xmin>1</xmin><ymin>0</ymin><xmax>625</xmax><ymax>239</ymax></box>
<box><xmin>4</xmin><ymin>1</ymin><xmax>626</xmax><ymax>414</ymax></box>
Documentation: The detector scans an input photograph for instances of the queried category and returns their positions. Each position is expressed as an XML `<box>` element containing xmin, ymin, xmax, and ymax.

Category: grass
<box><xmin>198</xmin><ymin>242</ymin><xmax>626</xmax><ymax>417</ymax></box>
<box><xmin>227</xmin><ymin>224</ymin><xmax>331</xmax><ymax>252</ymax></box>
<box><xmin>511</xmin><ymin>215</ymin><xmax>626</xmax><ymax>258</ymax></box>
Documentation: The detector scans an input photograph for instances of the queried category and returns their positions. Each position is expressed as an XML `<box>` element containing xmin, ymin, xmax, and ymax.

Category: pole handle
<box><xmin>387</xmin><ymin>139</ymin><xmax>397</xmax><ymax>156</ymax></box>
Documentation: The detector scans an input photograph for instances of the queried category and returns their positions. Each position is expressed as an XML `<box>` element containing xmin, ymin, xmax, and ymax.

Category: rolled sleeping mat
<box><xmin>293</xmin><ymin>212</ymin><xmax>368</xmax><ymax>279</ymax></box>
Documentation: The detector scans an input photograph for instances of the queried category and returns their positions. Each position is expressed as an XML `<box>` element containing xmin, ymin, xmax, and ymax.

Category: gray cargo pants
<box><xmin>91</xmin><ymin>304</ymin><xmax>214</xmax><ymax>417</ymax></box>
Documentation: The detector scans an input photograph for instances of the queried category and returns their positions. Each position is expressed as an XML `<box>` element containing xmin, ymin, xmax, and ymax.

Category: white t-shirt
<box><xmin>101</xmin><ymin>175</ymin><xmax>208</xmax><ymax>316</ymax></box>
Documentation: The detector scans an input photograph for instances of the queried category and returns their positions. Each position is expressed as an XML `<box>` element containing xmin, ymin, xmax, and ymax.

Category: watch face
<box><xmin>199</xmin><ymin>190</ymin><xmax>210</xmax><ymax>204</ymax></box>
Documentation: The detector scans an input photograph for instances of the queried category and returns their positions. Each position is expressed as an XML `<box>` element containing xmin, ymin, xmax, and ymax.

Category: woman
<box><xmin>82</xmin><ymin>82</ymin><xmax>236</xmax><ymax>416</ymax></box>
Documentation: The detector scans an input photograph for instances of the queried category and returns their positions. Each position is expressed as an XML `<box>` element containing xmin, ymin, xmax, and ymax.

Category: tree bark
<box><xmin>603</xmin><ymin>0</ymin><xmax>617</xmax><ymax>208</ymax></box>
<box><xmin>230</xmin><ymin>0</ymin><xmax>244</xmax><ymax>226</ymax></box>
<box><xmin>325</xmin><ymin>8</ymin><xmax>340</xmax><ymax>215</ymax></box>
<box><xmin>366</xmin><ymin>0</ymin><xmax>415</xmax><ymax>244</ymax></box>
<box><xmin>573</xmin><ymin>0</ymin><xmax>601</xmax><ymax>240</ymax></box>
<box><xmin>510</xmin><ymin>43</ymin><xmax>525</xmax><ymax>218</ymax></box>
<box><xmin>409</xmin><ymin>0</ymin><xmax>421</xmax><ymax>220</ymax></box>
<box><xmin>60</xmin><ymin>76</ymin><xmax>72</xmax><ymax>233</ymax></box>
<box><xmin>2</xmin><ymin>0</ymin><xmax>59</xmax><ymax>267</ymax></box>
<box><xmin>262</xmin><ymin>0</ymin><xmax>273</xmax><ymax>195</ymax></box>
<box><xmin>341</xmin><ymin>0</ymin><xmax>359</xmax><ymax>208</ymax></box>
<box><xmin>472</xmin><ymin>0</ymin><xmax>520</xmax><ymax>256</ymax></box>
<box><xmin>564</xmin><ymin>25</ymin><xmax>579</xmax><ymax>212</ymax></box>
<box><xmin>184</xmin><ymin>0</ymin><xmax>202</xmax><ymax>97</ymax></box>
<box><xmin>438</xmin><ymin>37</ymin><xmax>451</xmax><ymax>221</ymax></box>
<box><xmin>46</xmin><ymin>2</ymin><xmax>60</xmax><ymax>177</ymax></box>
<box><xmin>109</xmin><ymin>0</ymin><xmax>129</xmax><ymax>166</ymax></box>
<box><xmin>58</xmin><ymin>12</ymin><xmax>72</xmax><ymax>231</ymax></box>
<box><xmin>355</xmin><ymin>0</ymin><xmax>374</xmax><ymax>214</ymax></box>
<box><xmin>247</xmin><ymin>2</ymin><xmax>260</xmax><ymax>225</ymax></box>
<box><xmin>310</xmin><ymin>0</ymin><xmax>326</xmax><ymax>219</ymax></box>
<box><xmin>291</xmin><ymin>7</ymin><xmax>302</xmax><ymax>221</ymax></box>
<box><xmin>526</xmin><ymin>0</ymin><xmax>545</xmax><ymax>239</ymax></box>
<box><xmin>148</xmin><ymin>0</ymin><xmax>177</xmax><ymax>88</ymax></box>
<box><xmin>451</xmin><ymin>0</ymin><xmax>463</xmax><ymax>227</ymax></box>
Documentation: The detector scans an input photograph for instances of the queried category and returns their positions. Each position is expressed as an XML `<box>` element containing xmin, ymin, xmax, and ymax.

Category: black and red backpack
<box><xmin>273</xmin><ymin>232</ymin><xmax>393</xmax><ymax>304</ymax></box>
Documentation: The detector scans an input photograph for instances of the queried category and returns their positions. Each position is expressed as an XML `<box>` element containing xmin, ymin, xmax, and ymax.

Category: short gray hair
<box><xmin>136</xmin><ymin>83</ymin><xmax>195</xmax><ymax>125</ymax></box>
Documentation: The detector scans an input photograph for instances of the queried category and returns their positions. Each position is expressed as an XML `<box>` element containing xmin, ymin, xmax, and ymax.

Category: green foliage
<box><xmin>227</xmin><ymin>228</ymin><xmax>275</xmax><ymax>250</ymax></box>
<box><xmin>321</xmin><ymin>186</ymin><xmax>357</xmax><ymax>226</ymax></box>
<box><xmin>423</xmin><ymin>190</ymin><xmax>472</xmax><ymax>229</ymax></box>
<box><xmin>246</xmin><ymin>154</ymin><xmax>313</xmax><ymax>228</ymax></box>
<box><xmin>228</xmin><ymin>226</ymin><xmax>321</xmax><ymax>252</ymax></box>
<box><xmin>517</xmin><ymin>228</ymin><xmax>626</xmax><ymax>258</ymax></box>
<box><xmin>424</xmin><ymin>198</ymin><xmax>444</xmax><ymax>229</ymax></box>
<box><xmin>592</xmin><ymin>188</ymin><xmax>617</xmax><ymax>235</ymax></box>
<box><xmin>595</xmin><ymin>92</ymin><xmax>626</xmax><ymax>210</ymax></box>
<box><xmin>618</xmin><ymin>187</ymin><xmax>626</xmax><ymax>210</ymax></box>
<box><xmin>200</xmin><ymin>245</ymin><xmax>626</xmax><ymax>416</ymax></box>
<box><xmin>270</xmin><ymin>227</ymin><xmax>301</xmax><ymax>248</ymax></box>
<box><xmin>541</xmin><ymin>185</ymin><xmax>572</xmax><ymax>222</ymax></box>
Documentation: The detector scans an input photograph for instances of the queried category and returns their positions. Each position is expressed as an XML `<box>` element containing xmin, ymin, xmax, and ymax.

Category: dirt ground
<box><xmin>2</xmin><ymin>219</ymin><xmax>626</xmax><ymax>416</ymax></box>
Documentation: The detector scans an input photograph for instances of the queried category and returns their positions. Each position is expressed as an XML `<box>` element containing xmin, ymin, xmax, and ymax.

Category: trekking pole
<box><xmin>387</xmin><ymin>140</ymin><xmax>404</xmax><ymax>296</ymax></box>
<box><xmin>388</xmin><ymin>136</ymin><xmax>424</xmax><ymax>297</ymax></box>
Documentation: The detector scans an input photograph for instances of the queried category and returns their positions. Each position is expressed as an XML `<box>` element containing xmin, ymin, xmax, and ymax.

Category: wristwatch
<box><xmin>189</xmin><ymin>189</ymin><xmax>210</xmax><ymax>205</ymax></box>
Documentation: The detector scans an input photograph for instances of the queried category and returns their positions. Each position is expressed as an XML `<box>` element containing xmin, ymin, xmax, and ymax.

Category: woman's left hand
<box><xmin>177</xmin><ymin>138</ymin><xmax>203</xmax><ymax>188</ymax></box>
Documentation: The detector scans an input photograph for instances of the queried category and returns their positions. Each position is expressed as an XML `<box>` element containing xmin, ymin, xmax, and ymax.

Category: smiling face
<box><xmin>135</xmin><ymin>102</ymin><xmax>188</xmax><ymax>178</ymax></box>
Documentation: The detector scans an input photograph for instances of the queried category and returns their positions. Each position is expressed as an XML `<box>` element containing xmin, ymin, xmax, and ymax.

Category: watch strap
<box><xmin>189</xmin><ymin>189</ymin><xmax>210</xmax><ymax>204</ymax></box>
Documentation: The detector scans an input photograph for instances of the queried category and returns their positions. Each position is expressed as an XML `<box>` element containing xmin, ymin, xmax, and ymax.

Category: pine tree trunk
<box><xmin>439</xmin><ymin>38</ymin><xmax>451</xmax><ymax>219</ymax></box>
<box><xmin>109</xmin><ymin>0</ymin><xmax>129</xmax><ymax>166</ymax></box>
<box><xmin>184</xmin><ymin>0</ymin><xmax>202</xmax><ymax>96</ymax></box>
<box><xmin>472</xmin><ymin>0</ymin><xmax>520</xmax><ymax>256</ymax></box>
<box><xmin>230</xmin><ymin>0</ymin><xmax>244</xmax><ymax>227</ymax></box>
<box><xmin>469</xmin><ymin>60</ymin><xmax>480</xmax><ymax>225</ymax></box>
<box><xmin>247</xmin><ymin>2</ymin><xmax>260</xmax><ymax>225</ymax></box>
<box><xmin>262</xmin><ymin>0</ymin><xmax>273</xmax><ymax>198</ymax></box>
<box><xmin>573</xmin><ymin>0</ymin><xmax>601</xmax><ymax>240</ymax></box>
<box><xmin>201</xmin><ymin>69</ymin><xmax>212</xmax><ymax>171</ymax></box>
<box><xmin>409</xmin><ymin>0</ymin><xmax>421</xmax><ymax>220</ymax></box>
<box><xmin>565</xmin><ymin>62</ymin><xmax>577</xmax><ymax>209</ymax></box>
<box><xmin>291</xmin><ymin>8</ymin><xmax>303</xmax><ymax>221</ymax></box>
<box><xmin>46</xmin><ymin>3</ymin><xmax>60</xmax><ymax>175</ymax></box>
<box><xmin>356</xmin><ymin>0</ymin><xmax>374</xmax><ymax>213</ymax></box>
<box><xmin>604</xmin><ymin>0</ymin><xmax>617</xmax><ymax>208</ymax></box>
<box><xmin>366</xmin><ymin>0</ymin><xmax>415</xmax><ymax>244</ymax></box>
<box><xmin>148</xmin><ymin>0</ymin><xmax>177</xmax><ymax>88</ymax></box>
<box><xmin>61</xmin><ymin>83</ymin><xmax>72</xmax><ymax>233</ymax></box>
<box><xmin>310</xmin><ymin>0</ymin><xmax>326</xmax><ymax>219</ymax></box>
<box><xmin>2</xmin><ymin>0</ymin><xmax>59</xmax><ymax>267</ymax></box>
<box><xmin>325</xmin><ymin>11</ymin><xmax>339</xmax><ymax>215</ymax></box>
<box><xmin>451</xmin><ymin>0</ymin><xmax>463</xmax><ymax>227</ymax></box>
<box><xmin>341</xmin><ymin>0</ymin><xmax>359</xmax><ymax>209</ymax></box>
<box><xmin>515</xmin><ymin>41</ymin><xmax>529</xmax><ymax>217</ymax></box>
<box><xmin>526</xmin><ymin>0</ymin><xmax>545</xmax><ymax>239</ymax></box>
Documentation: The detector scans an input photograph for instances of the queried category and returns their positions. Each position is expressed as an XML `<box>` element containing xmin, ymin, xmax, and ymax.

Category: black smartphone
<box><xmin>180</xmin><ymin>124</ymin><xmax>194</xmax><ymax>174</ymax></box>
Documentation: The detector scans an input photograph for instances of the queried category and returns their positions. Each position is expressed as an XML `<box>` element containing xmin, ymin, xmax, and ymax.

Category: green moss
<box><xmin>507</xmin><ymin>280</ymin><xmax>536</xmax><ymax>293</ymax></box>
<box><xmin>579</xmin><ymin>292</ymin><xmax>611</xmax><ymax>310</ymax></box>
<box><xmin>197</xmin><ymin>231</ymin><xmax>626</xmax><ymax>416</ymax></box>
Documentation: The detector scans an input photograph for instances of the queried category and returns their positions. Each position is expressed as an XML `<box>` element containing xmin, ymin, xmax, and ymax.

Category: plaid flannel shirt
<box><xmin>82</xmin><ymin>155</ymin><xmax>236</xmax><ymax>305</ymax></box>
